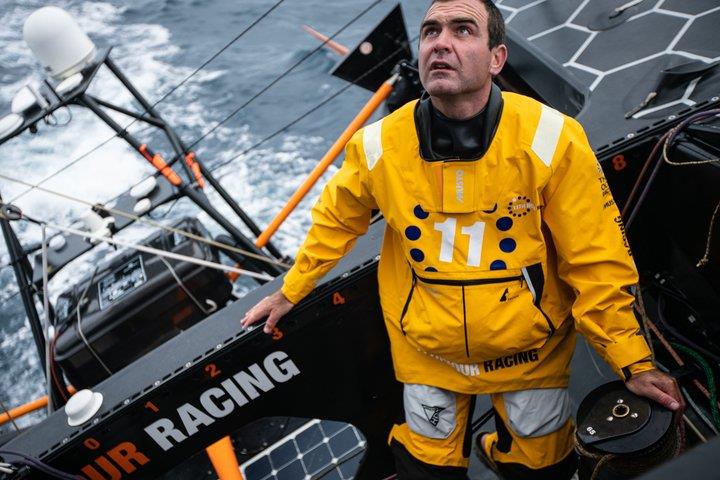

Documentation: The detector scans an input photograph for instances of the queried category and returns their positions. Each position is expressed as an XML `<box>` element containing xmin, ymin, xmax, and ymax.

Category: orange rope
<box><xmin>0</xmin><ymin>386</ymin><xmax>77</xmax><ymax>427</ymax></box>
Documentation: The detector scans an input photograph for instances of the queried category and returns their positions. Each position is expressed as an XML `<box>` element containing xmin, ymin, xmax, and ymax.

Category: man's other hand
<box><xmin>625</xmin><ymin>369</ymin><xmax>685</xmax><ymax>412</ymax></box>
<box><xmin>241</xmin><ymin>290</ymin><xmax>295</xmax><ymax>334</ymax></box>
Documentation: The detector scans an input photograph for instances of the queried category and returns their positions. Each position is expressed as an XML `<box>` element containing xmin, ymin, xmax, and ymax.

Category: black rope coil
<box><xmin>575</xmin><ymin>420</ymin><xmax>684</xmax><ymax>480</ymax></box>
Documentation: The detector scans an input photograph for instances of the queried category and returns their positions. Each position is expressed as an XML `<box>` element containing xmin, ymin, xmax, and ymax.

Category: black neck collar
<box><xmin>414</xmin><ymin>83</ymin><xmax>504</xmax><ymax>161</ymax></box>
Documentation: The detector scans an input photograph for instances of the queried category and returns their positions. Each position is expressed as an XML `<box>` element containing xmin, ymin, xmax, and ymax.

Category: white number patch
<box><xmin>434</xmin><ymin>218</ymin><xmax>486</xmax><ymax>266</ymax></box>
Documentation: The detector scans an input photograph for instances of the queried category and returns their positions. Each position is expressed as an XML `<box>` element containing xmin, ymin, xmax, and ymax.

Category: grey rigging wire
<box><xmin>186</xmin><ymin>0</ymin><xmax>386</xmax><ymax>150</ymax></box>
<box><xmin>6</xmin><ymin>124</ymin><xmax>153</xmax><ymax>205</ymax></box>
<box><xmin>147</xmin><ymin>0</ymin><xmax>287</xmax><ymax>111</ymax></box>
<box><xmin>0</xmin><ymin>30</ymin><xmax>416</xmax><ymax>275</ymax></box>
<box><xmin>211</xmin><ymin>34</ymin><xmax>420</xmax><ymax>176</ymax></box>
<box><xmin>0</xmin><ymin>171</ymin><xmax>292</xmax><ymax>269</ymax></box>
<box><xmin>1</xmin><ymin>0</ymin><xmax>391</xmax><ymax>267</ymax></box>
<box><xmin>40</xmin><ymin>224</ymin><xmax>53</xmax><ymax>413</ymax></box>
<box><xmin>0</xmin><ymin>290</ymin><xmax>21</xmax><ymax>311</ymax></box>
<box><xmin>7</xmin><ymin>0</ymin><xmax>288</xmax><ymax>205</ymax></box>
<box><xmin>0</xmin><ymin>396</ymin><xmax>20</xmax><ymax>432</ymax></box>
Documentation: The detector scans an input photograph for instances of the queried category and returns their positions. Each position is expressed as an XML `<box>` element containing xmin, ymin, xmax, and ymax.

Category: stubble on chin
<box><xmin>423</xmin><ymin>75</ymin><xmax>460</xmax><ymax>98</ymax></box>
<box><xmin>427</xmin><ymin>87</ymin><xmax>454</xmax><ymax>100</ymax></box>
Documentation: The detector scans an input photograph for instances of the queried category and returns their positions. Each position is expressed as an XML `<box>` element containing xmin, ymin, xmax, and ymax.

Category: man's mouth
<box><xmin>429</xmin><ymin>61</ymin><xmax>454</xmax><ymax>72</ymax></box>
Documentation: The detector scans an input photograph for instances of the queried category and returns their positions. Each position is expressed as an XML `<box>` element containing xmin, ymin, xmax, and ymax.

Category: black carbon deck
<box><xmin>498</xmin><ymin>0</ymin><xmax>720</xmax><ymax>149</ymax></box>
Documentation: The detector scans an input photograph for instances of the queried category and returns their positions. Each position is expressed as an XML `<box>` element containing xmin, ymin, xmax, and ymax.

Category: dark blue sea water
<box><xmin>0</xmin><ymin>0</ymin><xmax>434</xmax><ymax>428</ymax></box>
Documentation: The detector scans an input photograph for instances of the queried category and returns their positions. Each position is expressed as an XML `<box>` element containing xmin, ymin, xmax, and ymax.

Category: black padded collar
<box><xmin>414</xmin><ymin>83</ymin><xmax>504</xmax><ymax>161</ymax></box>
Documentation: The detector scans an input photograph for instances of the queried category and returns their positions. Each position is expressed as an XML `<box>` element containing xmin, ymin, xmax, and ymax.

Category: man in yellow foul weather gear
<box><xmin>242</xmin><ymin>0</ymin><xmax>684</xmax><ymax>478</ymax></box>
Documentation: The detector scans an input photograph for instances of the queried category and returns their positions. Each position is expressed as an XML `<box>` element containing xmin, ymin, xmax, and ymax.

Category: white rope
<box><xmin>36</xmin><ymin>220</ymin><xmax>274</xmax><ymax>282</ymax></box>
<box><xmin>0</xmin><ymin>172</ymin><xmax>291</xmax><ymax>269</ymax></box>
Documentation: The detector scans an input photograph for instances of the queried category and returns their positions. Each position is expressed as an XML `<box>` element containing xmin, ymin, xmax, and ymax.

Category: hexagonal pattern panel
<box><xmin>497</xmin><ymin>0</ymin><xmax>720</xmax><ymax>148</ymax></box>
<box><xmin>531</xmin><ymin>26</ymin><xmax>590</xmax><ymax>64</ymax></box>
<box><xmin>576</xmin><ymin>13</ymin><xmax>685</xmax><ymax>72</ymax></box>
<box><xmin>674</xmin><ymin>12</ymin><xmax>720</xmax><ymax>58</ymax></box>
<box><xmin>506</xmin><ymin>0</ymin><xmax>585</xmax><ymax>37</ymax></box>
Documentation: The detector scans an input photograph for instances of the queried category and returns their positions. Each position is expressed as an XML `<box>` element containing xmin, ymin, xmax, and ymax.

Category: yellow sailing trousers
<box><xmin>389</xmin><ymin>385</ymin><xmax>577</xmax><ymax>479</ymax></box>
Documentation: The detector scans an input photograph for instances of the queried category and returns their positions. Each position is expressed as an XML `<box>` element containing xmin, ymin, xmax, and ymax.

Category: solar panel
<box><xmin>240</xmin><ymin>419</ymin><xmax>367</xmax><ymax>480</ymax></box>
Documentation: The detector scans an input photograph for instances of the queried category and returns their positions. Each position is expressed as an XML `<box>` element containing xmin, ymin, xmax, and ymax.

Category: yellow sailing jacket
<box><xmin>282</xmin><ymin>92</ymin><xmax>653</xmax><ymax>393</ymax></box>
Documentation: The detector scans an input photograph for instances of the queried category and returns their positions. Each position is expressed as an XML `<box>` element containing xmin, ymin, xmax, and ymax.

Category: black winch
<box><xmin>576</xmin><ymin>381</ymin><xmax>680</xmax><ymax>480</ymax></box>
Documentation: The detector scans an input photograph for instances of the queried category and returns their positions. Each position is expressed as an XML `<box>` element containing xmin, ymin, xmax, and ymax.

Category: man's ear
<box><xmin>489</xmin><ymin>44</ymin><xmax>508</xmax><ymax>76</ymax></box>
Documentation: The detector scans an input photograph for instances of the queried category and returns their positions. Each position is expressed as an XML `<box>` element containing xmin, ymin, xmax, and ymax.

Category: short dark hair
<box><xmin>429</xmin><ymin>0</ymin><xmax>506</xmax><ymax>49</ymax></box>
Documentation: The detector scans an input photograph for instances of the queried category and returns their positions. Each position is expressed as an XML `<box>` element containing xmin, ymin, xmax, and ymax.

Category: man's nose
<box><xmin>433</xmin><ymin>28</ymin><xmax>452</xmax><ymax>53</ymax></box>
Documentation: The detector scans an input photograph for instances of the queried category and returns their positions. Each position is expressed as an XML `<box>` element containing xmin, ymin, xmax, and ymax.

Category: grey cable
<box><xmin>157</xmin><ymin>256</ymin><xmax>214</xmax><ymax>315</ymax></box>
<box><xmin>40</xmin><ymin>224</ymin><xmax>53</xmax><ymax>413</ymax></box>
<box><xmin>0</xmin><ymin>396</ymin><xmax>20</xmax><ymax>432</ymax></box>
<box><xmin>75</xmin><ymin>268</ymin><xmax>113</xmax><ymax>376</ymax></box>
<box><xmin>682</xmin><ymin>386</ymin><xmax>720</xmax><ymax>435</ymax></box>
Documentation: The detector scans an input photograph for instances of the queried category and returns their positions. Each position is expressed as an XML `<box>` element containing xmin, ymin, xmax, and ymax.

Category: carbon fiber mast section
<box><xmin>3</xmin><ymin>221</ymin><xmax>401</xmax><ymax>479</ymax></box>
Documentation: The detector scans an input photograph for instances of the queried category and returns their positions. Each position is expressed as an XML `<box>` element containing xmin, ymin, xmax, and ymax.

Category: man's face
<box><xmin>418</xmin><ymin>0</ymin><xmax>504</xmax><ymax>101</ymax></box>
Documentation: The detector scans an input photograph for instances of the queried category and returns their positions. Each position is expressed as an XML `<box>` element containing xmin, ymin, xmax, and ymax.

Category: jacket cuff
<box><xmin>605</xmin><ymin>335</ymin><xmax>653</xmax><ymax>374</ymax></box>
<box><xmin>621</xmin><ymin>360</ymin><xmax>655</xmax><ymax>381</ymax></box>
<box><xmin>281</xmin><ymin>268</ymin><xmax>315</xmax><ymax>305</ymax></box>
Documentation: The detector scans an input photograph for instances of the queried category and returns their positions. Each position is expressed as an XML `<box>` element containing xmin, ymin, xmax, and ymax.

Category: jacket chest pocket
<box><xmin>399</xmin><ymin>267</ymin><xmax>554</xmax><ymax>364</ymax></box>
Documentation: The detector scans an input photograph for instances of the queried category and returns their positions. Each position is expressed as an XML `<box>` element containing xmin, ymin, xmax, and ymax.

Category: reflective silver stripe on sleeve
<box><xmin>502</xmin><ymin>388</ymin><xmax>572</xmax><ymax>438</ymax></box>
<box><xmin>362</xmin><ymin>118</ymin><xmax>383</xmax><ymax>171</ymax></box>
<box><xmin>531</xmin><ymin>105</ymin><xmax>564</xmax><ymax>167</ymax></box>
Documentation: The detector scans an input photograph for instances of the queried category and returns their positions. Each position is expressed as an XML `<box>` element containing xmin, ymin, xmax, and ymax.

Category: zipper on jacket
<box><xmin>521</xmin><ymin>263</ymin><xmax>556</xmax><ymax>336</ymax></box>
<box><xmin>415</xmin><ymin>273</ymin><xmax>523</xmax><ymax>286</ymax></box>
<box><xmin>462</xmin><ymin>285</ymin><xmax>469</xmax><ymax>357</ymax></box>
<box><xmin>399</xmin><ymin>272</ymin><xmax>417</xmax><ymax>335</ymax></box>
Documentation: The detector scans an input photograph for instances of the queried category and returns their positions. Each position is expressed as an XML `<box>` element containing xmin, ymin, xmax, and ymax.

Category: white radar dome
<box><xmin>23</xmin><ymin>6</ymin><xmax>97</xmax><ymax>80</ymax></box>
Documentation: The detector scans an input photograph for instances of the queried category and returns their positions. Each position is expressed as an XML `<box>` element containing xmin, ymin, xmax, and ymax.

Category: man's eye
<box><xmin>423</xmin><ymin>27</ymin><xmax>439</xmax><ymax>37</ymax></box>
<box><xmin>457</xmin><ymin>26</ymin><xmax>471</xmax><ymax>35</ymax></box>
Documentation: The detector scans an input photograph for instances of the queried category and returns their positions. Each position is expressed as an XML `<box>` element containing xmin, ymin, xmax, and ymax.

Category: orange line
<box><xmin>0</xmin><ymin>386</ymin><xmax>76</xmax><ymax>427</ymax></box>
<box><xmin>255</xmin><ymin>75</ymin><xmax>397</xmax><ymax>248</ymax></box>
<box><xmin>302</xmin><ymin>24</ymin><xmax>350</xmax><ymax>56</ymax></box>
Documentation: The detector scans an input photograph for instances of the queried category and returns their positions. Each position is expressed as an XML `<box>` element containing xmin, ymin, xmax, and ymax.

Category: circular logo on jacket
<box><xmin>507</xmin><ymin>196</ymin><xmax>536</xmax><ymax>217</ymax></box>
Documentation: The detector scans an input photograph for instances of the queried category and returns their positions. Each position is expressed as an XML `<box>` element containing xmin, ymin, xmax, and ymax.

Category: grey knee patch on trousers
<box><xmin>404</xmin><ymin>384</ymin><xmax>457</xmax><ymax>439</ymax></box>
<box><xmin>502</xmin><ymin>388</ymin><xmax>571</xmax><ymax>438</ymax></box>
